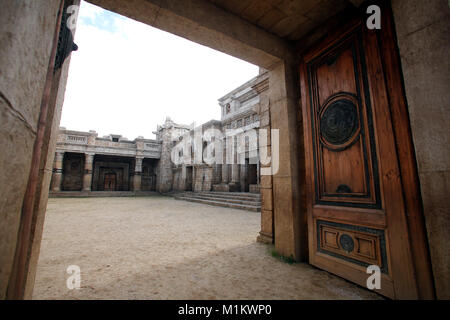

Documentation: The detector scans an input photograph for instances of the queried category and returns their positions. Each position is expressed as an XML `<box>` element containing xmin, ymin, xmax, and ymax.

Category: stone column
<box><xmin>156</xmin><ymin>119</ymin><xmax>175</xmax><ymax>193</ymax></box>
<box><xmin>221</xmin><ymin>164</ymin><xmax>229</xmax><ymax>183</ymax></box>
<box><xmin>82</xmin><ymin>153</ymin><xmax>94</xmax><ymax>192</ymax></box>
<box><xmin>240</xmin><ymin>163</ymin><xmax>248</xmax><ymax>192</ymax></box>
<box><xmin>257</xmin><ymin>162</ymin><xmax>261</xmax><ymax>184</ymax></box>
<box><xmin>230</xmin><ymin>164</ymin><xmax>240</xmax><ymax>191</ymax></box>
<box><xmin>267</xmin><ymin>62</ymin><xmax>306</xmax><ymax>260</ymax></box>
<box><xmin>231</xmin><ymin>151</ymin><xmax>240</xmax><ymax>184</ymax></box>
<box><xmin>133</xmin><ymin>157</ymin><xmax>144</xmax><ymax>191</ymax></box>
<box><xmin>221</xmin><ymin>146</ymin><xmax>229</xmax><ymax>184</ymax></box>
<box><xmin>50</xmin><ymin>151</ymin><xmax>64</xmax><ymax>191</ymax></box>
<box><xmin>228</xmin><ymin>138</ymin><xmax>240</xmax><ymax>191</ymax></box>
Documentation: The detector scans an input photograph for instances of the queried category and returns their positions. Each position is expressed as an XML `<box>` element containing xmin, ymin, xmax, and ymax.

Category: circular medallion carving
<box><xmin>320</xmin><ymin>99</ymin><xmax>358</xmax><ymax>145</ymax></box>
<box><xmin>339</xmin><ymin>234</ymin><xmax>355</xmax><ymax>252</ymax></box>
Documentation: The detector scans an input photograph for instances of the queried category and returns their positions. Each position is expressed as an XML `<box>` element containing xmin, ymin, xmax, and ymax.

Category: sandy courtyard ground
<box><xmin>32</xmin><ymin>196</ymin><xmax>381</xmax><ymax>300</ymax></box>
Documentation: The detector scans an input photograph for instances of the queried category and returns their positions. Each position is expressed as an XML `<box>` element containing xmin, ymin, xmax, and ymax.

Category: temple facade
<box><xmin>50</xmin><ymin>129</ymin><xmax>160</xmax><ymax>192</ymax></box>
<box><xmin>50</xmin><ymin>71</ymin><xmax>268</xmax><ymax>194</ymax></box>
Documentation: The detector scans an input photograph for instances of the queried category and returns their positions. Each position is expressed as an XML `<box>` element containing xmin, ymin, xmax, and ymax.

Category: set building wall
<box><xmin>193</xmin><ymin>166</ymin><xmax>214</xmax><ymax>192</ymax></box>
<box><xmin>392</xmin><ymin>0</ymin><xmax>450</xmax><ymax>299</ymax></box>
<box><xmin>172</xmin><ymin>167</ymin><xmax>185</xmax><ymax>191</ymax></box>
<box><xmin>0</xmin><ymin>0</ymin><xmax>62</xmax><ymax>299</ymax></box>
<box><xmin>156</xmin><ymin>123</ymin><xmax>190</xmax><ymax>193</ymax></box>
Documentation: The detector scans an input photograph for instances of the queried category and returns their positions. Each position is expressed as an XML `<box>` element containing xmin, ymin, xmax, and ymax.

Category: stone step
<box><xmin>49</xmin><ymin>191</ymin><xmax>158</xmax><ymax>198</ymax></box>
<box><xmin>174</xmin><ymin>196</ymin><xmax>261</xmax><ymax>212</ymax></box>
<box><xmin>176</xmin><ymin>193</ymin><xmax>261</xmax><ymax>206</ymax></box>
<box><xmin>200</xmin><ymin>191</ymin><xmax>261</xmax><ymax>198</ymax></box>
<box><xmin>179</xmin><ymin>191</ymin><xmax>260</xmax><ymax>201</ymax></box>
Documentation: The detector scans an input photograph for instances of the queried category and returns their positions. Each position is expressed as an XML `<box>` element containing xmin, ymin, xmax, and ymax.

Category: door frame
<box><xmin>298</xmin><ymin>2</ymin><xmax>434</xmax><ymax>299</ymax></box>
<box><xmin>103</xmin><ymin>172</ymin><xmax>117</xmax><ymax>191</ymax></box>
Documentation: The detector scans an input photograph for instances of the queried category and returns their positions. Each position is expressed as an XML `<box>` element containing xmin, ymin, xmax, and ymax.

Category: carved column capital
<box><xmin>55</xmin><ymin>151</ymin><xmax>65</xmax><ymax>162</ymax></box>
<box><xmin>85</xmin><ymin>152</ymin><xmax>95</xmax><ymax>162</ymax></box>
<box><xmin>135</xmin><ymin>156</ymin><xmax>144</xmax><ymax>163</ymax></box>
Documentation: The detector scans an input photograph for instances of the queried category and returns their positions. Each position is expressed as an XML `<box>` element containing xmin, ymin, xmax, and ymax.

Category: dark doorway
<box><xmin>61</xmin><ymin>152</ymin><xmax>84</xmax><ymax>191</ymax></box>
<box><xmin>248</xmin><ymin>163</ymin><xmax>258</xmax><ymax>186</ymax></box>
<box><xmin>142</xmin><ymin>158</ymin><xmax>158</xmax><ymax>191</ymax></box>
<box><xmin>186</xmin><ymin>166</ymin><xmax>193</xmax><ymax>191</ymax></box>
<box><xmin>92</xmin><ymin>154</ymin><xmax>133</xmax><ymax>191</ymax></box>
<box><xmin>103</xmin><ymin>173</ymin><xmax>117</xmax><ymax>191</ymax></box>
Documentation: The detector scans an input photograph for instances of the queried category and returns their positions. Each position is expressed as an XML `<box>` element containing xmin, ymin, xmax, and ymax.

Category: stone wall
<box><xmin>255</xmin><ymin>81</ymin><xmax>274</xmax><ymax>244</ymax></box>
<box><xmin>193</xmin><ymin>166</ymin><xmax>215</xmax><ymax>192</ymax></box>
<box><xmin>267</xmin><ymin>62</ymin><xmax>305</xmax><ymax>261</ymax></box>
<box><xmin>0</xmin><ymin>0</ymin><xmax>62</xmax><ymax>299</ymax></box>
<box><xmin>156</xmin><ymin>120</ymin><xmax>190</xmax><ymax>193</ymax></box>
<box><xmin>172</xmin><ymin>167</ymin><xmax>185</xmax><ymax>191</ymax></box>
<box><xmin>392</xmin><ymin>0</ymin><xmax>450</xmax><ymax>299</ymax></box>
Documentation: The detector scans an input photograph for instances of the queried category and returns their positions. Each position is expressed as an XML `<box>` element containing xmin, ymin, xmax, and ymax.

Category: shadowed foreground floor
<box><xmin>33</xmin><ymin>196</ymin><xmax>381</xmax><ymax>300</ymax></box>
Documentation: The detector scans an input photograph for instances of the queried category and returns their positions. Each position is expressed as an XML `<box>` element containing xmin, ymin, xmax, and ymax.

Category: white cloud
<box><xmin>60</xmin><ymin>1</ymin><xmax>259</xmax><ymax>140</ymax></box>
<box><xmin>78</xmin><ymin>0</ymin><xmax>103</xmax><ymax>21</ymax></box>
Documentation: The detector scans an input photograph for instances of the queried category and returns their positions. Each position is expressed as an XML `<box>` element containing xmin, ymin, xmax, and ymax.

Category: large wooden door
<box><xmin>300</xmin><ymin>14</ymin><xmax>431</xmax><ymax>299</ymax></box>
<box><xmin>104</xmin><ymin>173</ymin><xmax>116</xmax><ymax>191</ymax></box>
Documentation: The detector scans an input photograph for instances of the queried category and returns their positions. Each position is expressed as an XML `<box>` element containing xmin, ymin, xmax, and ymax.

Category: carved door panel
<box><xmin>300</xmin><ymin>19</ymin><xmax>421</xmax><ymax>299</ymax></box>
<box><xmin>104</xmin><ymin>173</ymin><xmax>116</xmax><ymax>191</ymax></box>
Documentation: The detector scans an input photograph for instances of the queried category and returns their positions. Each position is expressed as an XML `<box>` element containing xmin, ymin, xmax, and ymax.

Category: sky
<box><xmin>60</xmin><ymin>0</ymin><xmax>259</xmax><ymax>140</ymax></box>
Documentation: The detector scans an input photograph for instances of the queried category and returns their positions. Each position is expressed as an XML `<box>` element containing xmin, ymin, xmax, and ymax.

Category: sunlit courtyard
<box><xmin>33</xmin><ymin>196</ymin><xmax>381</xmax><ymax>300</ymax></box>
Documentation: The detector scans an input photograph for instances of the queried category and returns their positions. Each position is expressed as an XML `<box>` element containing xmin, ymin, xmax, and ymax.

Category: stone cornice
<box><xmin>221</xmin><ymin>107</ymin><xmax>257</xmax><ymax>125</ymax></box>
<box><xmin>218</xmin><ymin>72</ymin><xmax>269</xmax><ymax>103</ymax></box>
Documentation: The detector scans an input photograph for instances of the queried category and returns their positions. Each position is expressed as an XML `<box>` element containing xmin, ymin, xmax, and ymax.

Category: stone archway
<box><xmin>2</xmin><ymin>0</ymin><xmax>443</xmax><ymax>300</ymax></box>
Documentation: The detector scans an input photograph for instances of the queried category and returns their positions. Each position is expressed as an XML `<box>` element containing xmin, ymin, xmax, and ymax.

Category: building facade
<box><xmin>50</xmin><ymin>129</ymin><xmax>161</xmax><ymax>192</ymax></box>
<box><xmin>50</xmin><ymin>71</ymin><xmax>269</xmax><ymax>195</ymax></box>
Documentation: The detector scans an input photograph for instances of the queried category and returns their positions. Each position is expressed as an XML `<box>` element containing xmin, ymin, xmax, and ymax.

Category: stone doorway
<box><xmin>2</xmin><ymin>0</ymin><xmax>441</xmax><ymax>300</ymax></box>
<box><xmin>248</xmin><ymin>164</ymin><xmax>257</xmax><ymax>185</ymax></box>
<box><xmin>92</xmin><ymin>155</ymin><xmax>132</xmax><ymax>192</ymax></box>
<box><xmin>185</xmin><ymin>166</ymin><xmax>193</xmax><ymax>191</ymax></box>
<box><xmin>141</xmin><ymin>159</ymin><xmax>158</xmax><ymax>192</ymax></box>
<box><xmin>103</xmin><ymin>173</ymin><xmax>117</xmax><ymax>191</ymax></box>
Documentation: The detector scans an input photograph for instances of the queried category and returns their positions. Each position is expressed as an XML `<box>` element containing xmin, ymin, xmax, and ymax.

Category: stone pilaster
<box><xmin>221</xmin><ymin>163</ymin><xmax>229</xmax><ymax>183</ymax></box>
<box><xmin>50</xmin><ymin>151</ymin><xmax>64</xmax><ymax>191</ymax></box>
<box><xmin>242</xmin><ymin>162</ymin><xmax>248</xmax><ymax>191</ymax></box>
<box><xmin>264</xmin><ymin>61</ymin><xmax>306</xmax><ymax>260</ymax></box>
<box><xmin>133</xmin><ymin>157</ymin><xmax>144</xmax><ymax>191</ymax></box>
<box><xmin>257</xmin><ymin>81</ymin><xmax>274</xmax><ymax>245</ymax></box>
<box><xmin>156</xmin><ymin>120</ymin><xmax>176</xmax><ymax>193</ymax></box>
<box><xmin>221</xmin><ymin>145</ymin><xmax>229</xmax><ymax>184</ymax></box>
<box><xmin>82</xmin><ymin>153</ymin><xmax>94</xmax><ymax>192</ymax></box>
<box><xmin>230</xmin><ymin>164</ymin><xmax>240</xmax><ymax>191</ymax></box>
<box><xmin>228</xmin><ymin>139</ymin><xmax>241</xmax><ymax>191</ymax></box>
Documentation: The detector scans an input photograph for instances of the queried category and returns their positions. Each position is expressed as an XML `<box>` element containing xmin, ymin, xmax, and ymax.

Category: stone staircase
<box><xmin>172</xmin><ymin>191</ymin><xmax>261</xmax><ymax>212</ymax></box>
<box><xmin>49</xmin><ymin>191</ymin><xmax>158</xmax><ymax>198</ymax></box>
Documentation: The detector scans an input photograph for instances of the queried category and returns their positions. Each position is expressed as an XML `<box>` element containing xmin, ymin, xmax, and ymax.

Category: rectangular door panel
<box><xmin>308</xmin><ymin>32</ymin><xmax>380</xmax><ymax>208</ymax></box>
<box><xmin>300</xmin><ymin>17</ymin><xmax>420</xmax><ymax>299</ymax></box>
